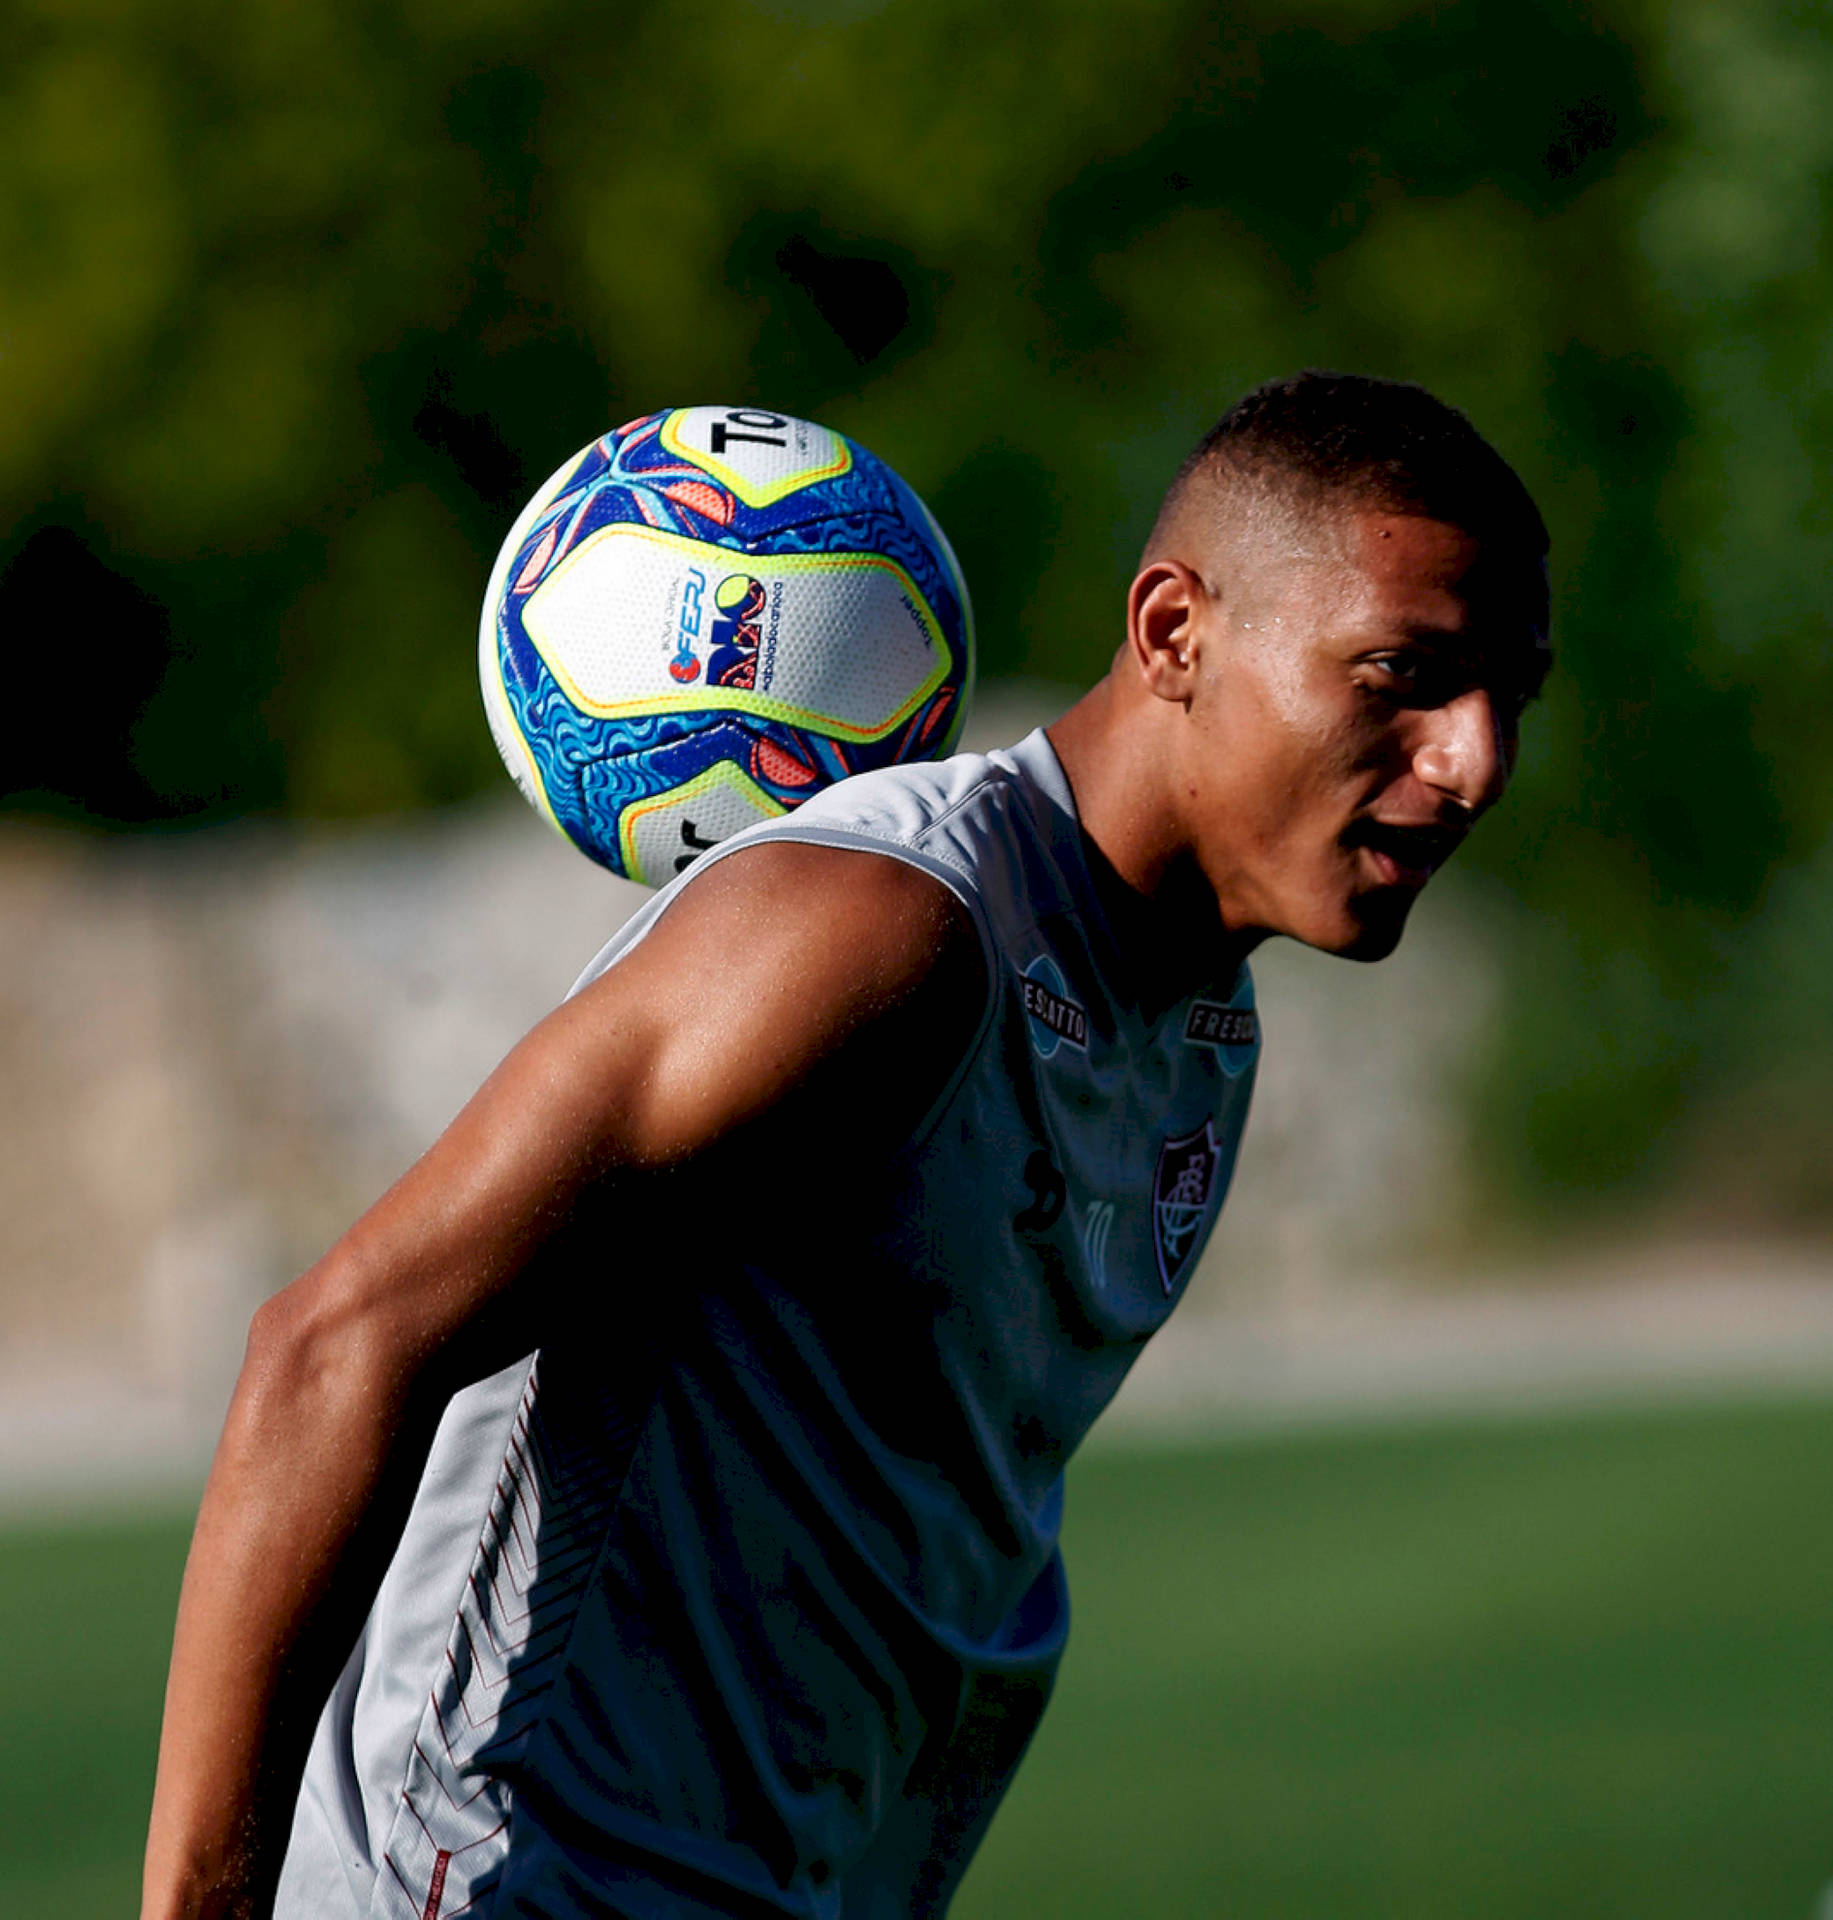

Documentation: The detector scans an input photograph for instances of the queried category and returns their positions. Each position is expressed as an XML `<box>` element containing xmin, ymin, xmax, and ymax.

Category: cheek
<box><xmin>1245</xmin><ymin>653</ymin><xmax>1384</xmax><ymax>772</ymax></box>
<box><xmin>1192</xmin><ymin>656</ymin><xmax>1393</xmax><ymax>848</ymax></box>
<box><xmin>1194</xmin><ymin>691</ymin><xmax>1311</xmax><ymax>824</ymax></box>
<box><xmin>1258</xmin><ymin>694</ymin><xmax>1388</xmax><ymax>815</ymax></box>
<box><xmin>1212</xmin><ymin>726</ymin><xmax>1353</xmax><ymax>858</ymax></box>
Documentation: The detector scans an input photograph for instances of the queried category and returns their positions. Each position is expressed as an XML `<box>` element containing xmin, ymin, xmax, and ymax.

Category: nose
<box><xmin>1411</xmin><ymin>687</ymin><xmax>1509</xmax><ymax>816</ymax></box>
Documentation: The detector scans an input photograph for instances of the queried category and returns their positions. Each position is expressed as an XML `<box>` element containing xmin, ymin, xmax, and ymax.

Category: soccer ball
<box><xmin>479</xmin><ymin>406</ymin><xmax>974</xmax><ymax>887</ymax></box>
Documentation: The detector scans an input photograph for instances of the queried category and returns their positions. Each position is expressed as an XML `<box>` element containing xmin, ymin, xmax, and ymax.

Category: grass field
<box><xmin>8</xmin><ymin>1394</ymin><xmax>1833</xmax><ymax>1918</ymax></box>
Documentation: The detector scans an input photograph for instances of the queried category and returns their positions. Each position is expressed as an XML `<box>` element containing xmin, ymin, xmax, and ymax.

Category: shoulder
<box><xmin>782</xmin><ymin>746</ymin><xmax>1020</xmax><ymax>848</ymax></box>
<box><xmin>570</xmin><ymin>733</ymin><xmax>1076</xmax><ymax>1012</ymax></box>
<box><xmin>727</xmin><ymin>748</ymin><xmax>1025</xmax><ymax>911</ymax></box>
<box><xmin>733</xmin><ymin>733</ymin><xmax>1080</xmax><ymax>926</ymax></box>
<box><xmin>566</xmin><ymin>836</ymin><xmax>990</xmax><ymax>1162</ymax></box>
<box><xmin>588</xmin><ymin>835</ymin><xmax>987</xmax><ymax>1058</ymax></box>
<box><xmin>660</xmin><ymin>834</ymin><xmax>979</xmax><ymax>975</ymax></box>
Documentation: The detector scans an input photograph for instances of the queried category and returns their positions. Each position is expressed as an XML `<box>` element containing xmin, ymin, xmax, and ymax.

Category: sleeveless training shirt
<box><xmin>276</xmin><ymin>728</ymin><xmax>1260</xmax><ymax>1920</ymax></box>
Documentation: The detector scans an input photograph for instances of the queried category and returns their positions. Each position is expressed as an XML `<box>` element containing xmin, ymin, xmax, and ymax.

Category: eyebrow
<box><xmin>1363</xmin><ymin>627</ymin><xmax>1554</xmax><ymax>702</ymax></box>
<box><xmin>1355</xmin><ymin>624</ymin><xmax>1551</xmax><ymax>667</ymax></box>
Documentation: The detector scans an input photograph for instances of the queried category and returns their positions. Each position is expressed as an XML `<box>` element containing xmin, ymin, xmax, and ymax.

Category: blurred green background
<box><xmin>3</xmin><ymin>0</ymin><xmax>1831</xmax><ymax>1216</ymax></box>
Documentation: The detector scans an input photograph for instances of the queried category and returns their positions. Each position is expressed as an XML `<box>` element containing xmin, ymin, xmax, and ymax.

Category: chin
<box><xmin>1302</xmin><ymin>892</ymin><xmax>1416</xmax><ymax>962</ymax></box>
<box><xmin>1340</xmin><ymin>920</ymin><xmax>1409</xmax><ymax>963</ymax></box>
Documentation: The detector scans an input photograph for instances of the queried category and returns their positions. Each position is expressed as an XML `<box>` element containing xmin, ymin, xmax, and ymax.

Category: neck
<box><xmin>1045</xmin><ymin>680</ymin><xmax>1260</xmax><ymax>997</ymax></box>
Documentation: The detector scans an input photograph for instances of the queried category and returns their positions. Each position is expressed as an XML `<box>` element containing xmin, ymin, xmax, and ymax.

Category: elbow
<box><xmin>232</xmin><ymin>1260</ymin><xmax>406</xmax><ymax>1449</ymax></box>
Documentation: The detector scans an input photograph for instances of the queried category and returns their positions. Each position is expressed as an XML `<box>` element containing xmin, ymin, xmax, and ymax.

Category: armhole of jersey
<box><xmin>576</xmin><ymin>823</ymin><xmax>1000</xmax><ymax>1153</ymax></box>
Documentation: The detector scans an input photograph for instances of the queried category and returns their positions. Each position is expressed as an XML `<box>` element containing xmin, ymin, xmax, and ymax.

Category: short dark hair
<box><xmin>1163</xmin><ymin>369</ymin><xmax>1549</xmax><ymax>561</ymax></box>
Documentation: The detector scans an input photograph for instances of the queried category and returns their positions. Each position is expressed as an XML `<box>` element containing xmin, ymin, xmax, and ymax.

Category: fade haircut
<box><xmin>1151</xmin><ymin>370</ymin><xmax>1549</xmax><ymax>575</ymax></box>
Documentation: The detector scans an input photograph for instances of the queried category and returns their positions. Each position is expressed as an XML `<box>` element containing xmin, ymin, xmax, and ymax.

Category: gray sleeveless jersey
<box><xmin>277</xmin><ymin>729</ymin><xmax>1259</xmax><ymax>1919</ymax></box>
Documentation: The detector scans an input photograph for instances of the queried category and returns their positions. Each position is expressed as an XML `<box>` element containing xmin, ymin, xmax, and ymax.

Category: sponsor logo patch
<box><xmin>1020</xmin><ymin>955</ymin><xmax>1088</xmax><ymax>1057</ymax></box>
<box><xmin>1153</xmin><ymin>1119</ymin><xmax>1222</xmax><ymax>1294</ymax></box>
<box><xmin>1185</xmin><ymin>1001</ymin><xmax>1258</xmax><ymax>1049</ymax></box>
<box><xmin>708</xmin><ymin>572</ymin><xmax>767</xmax><ymax>689</ymax></box>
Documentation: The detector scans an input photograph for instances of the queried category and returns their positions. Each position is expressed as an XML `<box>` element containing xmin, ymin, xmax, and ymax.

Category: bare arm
<box><xmin>141</xmin><ymin>841</ymin><xmax>986</xmax><ymax>1920</ymax></box>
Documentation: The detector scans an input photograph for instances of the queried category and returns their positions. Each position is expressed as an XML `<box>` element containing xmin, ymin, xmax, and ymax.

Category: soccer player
<box><xmin>143</xmin><ymin>372</ymin><xmax>1551</xmax><ymax>1920</ymax></box>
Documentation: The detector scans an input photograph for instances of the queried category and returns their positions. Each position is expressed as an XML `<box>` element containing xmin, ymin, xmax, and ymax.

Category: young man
<box><xmin>144</xmin><ymin>372</ymin><xmax>1551</xmax><ymax>1920</ymax></box>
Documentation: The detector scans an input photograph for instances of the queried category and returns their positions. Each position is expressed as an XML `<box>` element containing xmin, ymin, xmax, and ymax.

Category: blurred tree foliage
<box><xmin>3</xmin><ymin>0</ymin><xmax>1830</xmax><ymax>1228</ymax></box>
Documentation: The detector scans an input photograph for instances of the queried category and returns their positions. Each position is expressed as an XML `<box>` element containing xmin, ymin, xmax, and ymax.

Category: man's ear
<box><xmin>1126</xmin><ymin>560</ymin><xmax>1207</xmax><ymax>705</ymax></box>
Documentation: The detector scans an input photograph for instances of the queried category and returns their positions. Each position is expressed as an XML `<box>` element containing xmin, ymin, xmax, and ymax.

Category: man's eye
<box><xmin>1365</xmin><ymin>653</ymin><xmax>1434</xmax><ymax>697</ymax></box>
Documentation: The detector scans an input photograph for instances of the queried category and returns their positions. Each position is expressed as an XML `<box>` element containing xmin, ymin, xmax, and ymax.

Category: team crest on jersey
<box><xmin>1153</xmin><ymin>1119</ymin><xmax>1222</xmax><ymax>1294</ymax></box>
<box><xmin>1020</xmin><ymin>955</ymin><xmax>1088</xmax><ymax>1058</ymax></box>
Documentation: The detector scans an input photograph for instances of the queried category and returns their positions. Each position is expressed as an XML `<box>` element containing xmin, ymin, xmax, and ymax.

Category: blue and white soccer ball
<box><xmin>479</xmin><ymin>406</ymin><xmax>974</xmax><ymax>887</ymax></box>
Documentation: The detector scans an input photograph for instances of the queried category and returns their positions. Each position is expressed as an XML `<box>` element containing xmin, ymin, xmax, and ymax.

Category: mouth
<box><xmin>1343</xmin><ymin>817</ymin><xmax>1466</xmax><ymax>890</ymax></box>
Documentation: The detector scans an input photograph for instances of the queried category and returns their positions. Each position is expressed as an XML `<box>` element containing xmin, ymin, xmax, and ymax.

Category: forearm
<box><xmin>142</xmin><ymin>1284</ymin><xmax>424</xmax><ymax>1920</ymax></box>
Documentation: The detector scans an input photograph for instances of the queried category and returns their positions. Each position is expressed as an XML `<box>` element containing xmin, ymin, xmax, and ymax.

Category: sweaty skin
<box><xmin>142</xmin><ymin>502</ymin><xmax>1547</xmax><ymax>1920</ymax></box>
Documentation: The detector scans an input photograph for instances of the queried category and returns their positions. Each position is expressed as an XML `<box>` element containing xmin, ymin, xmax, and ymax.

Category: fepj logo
<box><xmin>709</xmin><ymin>574</ymin><xmax>766</xmax><ymax>689</ymax></box>
<box><xmin>671</xmin><ymin>567</ymin><xmax>707</xmax><ymax>683</ymax></box>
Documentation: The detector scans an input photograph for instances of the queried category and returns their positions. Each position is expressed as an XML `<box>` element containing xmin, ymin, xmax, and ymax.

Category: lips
<box><xmin>1345</xmin><ymin>818</ymin><xmax>1466</xmax><ymax>887</ymax></box>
